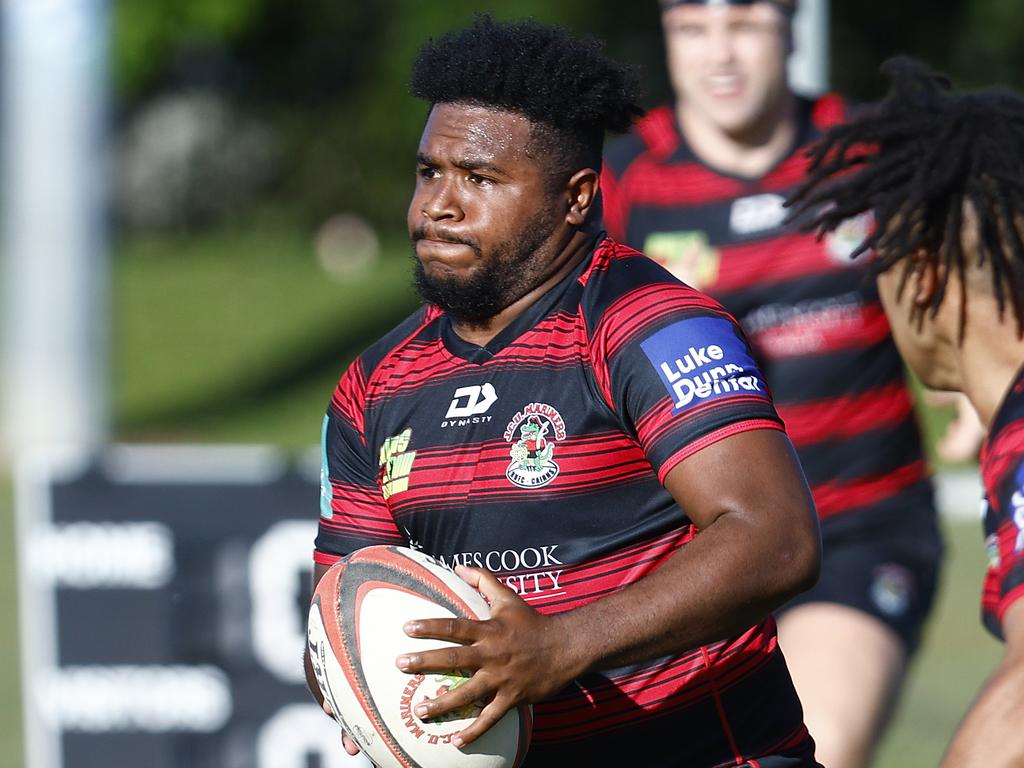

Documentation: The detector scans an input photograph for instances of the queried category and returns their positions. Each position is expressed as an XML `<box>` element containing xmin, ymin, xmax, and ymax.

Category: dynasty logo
<box><xmin>504</xmin><ymin>403</ymin><xmax>566</xmax><ymax>489</ymax></box>
<box><xmin>442</xmin><ymin>382</ymin><xmax>498</xmax><ymax>428</ymax></box>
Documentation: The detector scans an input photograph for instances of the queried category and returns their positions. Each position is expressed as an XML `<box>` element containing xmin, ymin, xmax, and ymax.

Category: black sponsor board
<box><xmin>16</xmin><ymin>446</ymin><xmax>369</xmax><ymax>768</ymax></box>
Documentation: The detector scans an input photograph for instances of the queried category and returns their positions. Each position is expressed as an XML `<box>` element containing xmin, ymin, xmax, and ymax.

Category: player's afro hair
<box><xmin>410</xmin><ymin>15</ymin><xmax>643</xmax><ymax>182</ymax></box>
<box><xmin>788</xmin><ymin>57</ymin><xmax>1024</xmax><ymax>335</ymax></box>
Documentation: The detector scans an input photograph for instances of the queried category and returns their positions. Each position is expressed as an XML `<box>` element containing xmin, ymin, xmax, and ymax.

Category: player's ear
<box><xmin>909</xmin><ymin>249</ymin><xmax>940</xmax><ymax>308</ymax></box>
<box><xmin>565</xmin><ymin>168</ymin><xmax>600</xmax><ymax>226</ymax></box>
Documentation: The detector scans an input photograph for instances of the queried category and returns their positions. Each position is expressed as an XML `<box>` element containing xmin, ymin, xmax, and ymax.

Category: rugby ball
<box><xmin>307</xmin><ymin>545</ymin><xmax>532</xmax><ymax>768</ymax></box>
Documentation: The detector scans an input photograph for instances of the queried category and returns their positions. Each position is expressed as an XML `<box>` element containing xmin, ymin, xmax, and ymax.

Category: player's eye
<box><xmin>467</xmin><ymin>173</ymin><xmax>492</xmax><ymax>186</ymax></box>
<box><xmin>731</xmin><ymin>21</ymin><xmax>768</xmax><ymax>34</ymax></box>
<box><xmin>671</xmin><ymin>24</ymin><xmax>705</xmax><ymax>38</ymax></box>
<box><xmin>417</xmin><ymin>166</ymin><xmax>440</xmax><ymax>180</ymax></box>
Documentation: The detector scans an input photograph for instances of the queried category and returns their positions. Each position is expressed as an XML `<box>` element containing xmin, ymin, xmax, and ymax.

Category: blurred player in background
<box><xmin>307</xmin><ymin>16</ymin><xmax>824</xmax><ymax>767</ymax></box>
<box><xmin>602</xmin><ymin>2</ymin><xmax>942</xmax><ymax>766</ymax></box>
<box><xmin>789</xmin><ymin>56</ymin><xmax>1024</xmax><ymax>768</ymax></box>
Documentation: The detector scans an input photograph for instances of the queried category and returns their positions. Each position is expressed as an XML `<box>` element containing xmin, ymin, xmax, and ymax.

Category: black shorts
<box><xmin>779</xmin><ymin>482</ymin><xmax>944</xmax><ymax>655</ymax></box>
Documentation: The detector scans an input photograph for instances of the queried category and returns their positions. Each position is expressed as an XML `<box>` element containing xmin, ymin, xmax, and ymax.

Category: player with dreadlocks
<box><xmin>789</xmin><ymin>56</ymin><xmax>1024</xmax><ymax>766</ymax></box>
<box><xmin>603</xmin><ymin>5</ymin><xmax>945</xmax><ymax>766</ymax></box>
<box><xmin>307</xmin><ymin>15</ymin><xmax>824</xmax><ymax>767</ymax></box>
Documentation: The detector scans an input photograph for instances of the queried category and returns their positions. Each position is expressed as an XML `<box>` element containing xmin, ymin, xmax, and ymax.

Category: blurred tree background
<box><xmin>109</xmin><ymin>0</ymin><xmax>1024</xmax><ymax>236</ymax></box>
<box><xmin>107</xmin><ymin>0</ymin><xmax>1024</xmax><ymax>450</ymax></box>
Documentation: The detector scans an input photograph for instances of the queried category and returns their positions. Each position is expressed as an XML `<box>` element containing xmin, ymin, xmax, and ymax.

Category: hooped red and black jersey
<box><xmin>316</xmin><ymin>239</ymin><xmax>813</xmax><ymax>766</ymax></box>
<box><xmin>603</xmin><ymin>95</ymin><xmax>936</xmax><ymax>525</ymax></box>
<box><xmin>980</xmin><ymin>365</ymin><xmax>1024</xmax><ymax>639</ymax></box>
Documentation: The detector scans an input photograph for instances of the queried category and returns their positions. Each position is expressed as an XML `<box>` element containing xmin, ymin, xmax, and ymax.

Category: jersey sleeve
<box><xmin>314</xmin><ymin>358</ymin><xmax>405</xmax><ymax>565</ymax></box>
<box><xmin>982</xmin><ymin>445</ymin><xmax>1024</xmax><ymax>640</ymax></box>
<box><xmin>592</xmin><ymin>280</ymin><xmax>784</xmax><ymax>483</ymax></box>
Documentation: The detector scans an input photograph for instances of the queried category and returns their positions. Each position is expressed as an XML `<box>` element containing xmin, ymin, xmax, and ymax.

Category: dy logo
<box><xmin>445</xmin><ymin>383</ymin><xmax>498</xmax><ymax>419</ymax></box>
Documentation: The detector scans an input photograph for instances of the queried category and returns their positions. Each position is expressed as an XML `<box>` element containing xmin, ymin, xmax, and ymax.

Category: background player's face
<box><xmin>408</xmin><ymin>102</ymin><xmax>566</xmax><ymax>322</ymax></box>
<box><xmin>662</xmin><ymin>2</ymin><xmax>790</xmax><ymax>140</ymax></box>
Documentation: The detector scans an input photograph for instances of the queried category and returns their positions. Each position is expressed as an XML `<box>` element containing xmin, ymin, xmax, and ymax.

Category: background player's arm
<box><xmin>942</xmin><ymin>600</ymin><xmax>1024</xmax><ymax>767</ymax></box>
<box><xmin>403</xmin><ymin>427</ymin><xmax>820</xmax><ymax>745</ymax></box>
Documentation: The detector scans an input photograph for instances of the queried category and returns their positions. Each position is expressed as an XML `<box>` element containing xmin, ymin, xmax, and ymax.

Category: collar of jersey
<box><xmin>438</xmin><ymin>239</ymin><xmax>599</xmax><ymax>364</ymax></box>
<box><xmin>982</xmin><ymin>359</ymin><xmax>1024</xmax><ymax>462</ymax></box>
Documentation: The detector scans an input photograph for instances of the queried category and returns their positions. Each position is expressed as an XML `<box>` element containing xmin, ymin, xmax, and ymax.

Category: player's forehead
<box><xmin>417</xmin><ymin>102</ymin><xmax>533</xmax><ymax>166</ymax></box>
<box><xmin>662</xmin><ymin>1</ymin><xmax>786</xmax><ymax>27</ymax></box>
<box><xmin>661</xmin><ymin>0</ymin><xmax>794</xmax><ymax>11</ymax></box>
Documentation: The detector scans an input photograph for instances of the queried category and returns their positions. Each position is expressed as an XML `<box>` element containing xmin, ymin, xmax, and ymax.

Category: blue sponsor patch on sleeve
<box><xmin>640</xmin><ymin>316</ymin><xmax>767</xmax><ymax>413</ymax></box>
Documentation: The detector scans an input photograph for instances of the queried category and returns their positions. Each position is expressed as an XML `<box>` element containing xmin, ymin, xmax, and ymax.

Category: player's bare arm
<box><xmin>399</xmin><ymin>427</ymin><xmax>819</xmax><ymax>746</ymax></box>
<box><xmin>941</xmin><ymin>601</ymin><xmax>1024</xmax><ymax>767</ymax></box>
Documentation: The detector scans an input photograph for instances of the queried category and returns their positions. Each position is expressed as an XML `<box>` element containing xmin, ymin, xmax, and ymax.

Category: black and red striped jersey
<box><xmin>980</xmin><ymin>366</ymin><xmax>1024</xmax><ymax>640</ymax></box>
<box><xmin>602</xmin><ymin>95</ymin><xmax>935</xmax><ymax>525</ymax></box>
<box><xmin>316</xmin><ymin>239</ymin><xmax>814</xmax><ymax>765</ymax></box>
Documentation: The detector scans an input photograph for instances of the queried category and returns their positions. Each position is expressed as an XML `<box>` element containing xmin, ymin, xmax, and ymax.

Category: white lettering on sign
<box><xmin>29</xmin><ymin>522</ymin><xmax>174</xmax><ymax>588</ymax></box>
<box><xmin>41</xmin><ymin>665</ymin><xmax>232</xmax><ymax>732</ymax></box>
<box><xmin>249</xmin><ymin>520</ymin><xmax>317</xmax><ymax>683</ymax></box>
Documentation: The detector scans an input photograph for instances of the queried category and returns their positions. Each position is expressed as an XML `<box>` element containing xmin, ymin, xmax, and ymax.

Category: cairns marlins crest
<box><xmin>503</xmin><ymin>403</ymin><xmax>566</xmax><ymax>489</ymax></box>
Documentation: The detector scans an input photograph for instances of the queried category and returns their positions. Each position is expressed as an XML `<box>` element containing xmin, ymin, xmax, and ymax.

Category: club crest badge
<box><xmin>870</xmin><ymin>564</ymin><xmax>914</xmax><ymax>617</ymax></box>
<box><xmin>504</xmin><ymin>403</ymin><xmax>566</xmax><ymax>489</ymax></box>
<box><xmin>826</xmin><ymin>211</ymin><xmax>874</xmax><ymax>264</ymax></box>
<box><xmin>642</xmin><ymin>230</ymin><xmax>720</xmax><ymax>290</ymax></box>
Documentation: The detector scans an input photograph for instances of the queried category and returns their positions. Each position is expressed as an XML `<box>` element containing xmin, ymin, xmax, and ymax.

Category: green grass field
<box><xmin>0</xmin><ymin>228</ymin><xmax>1006</xmax><ymax>766</ymax></box>
<box><xmin>875</xmin><ymin>518</ymin><xmax>1003</xmax><ymax>767</ymax></box>
<box><xmin>112</xmin><ymin>227</ymin><xmax>421</xmax><ymax>447</ymax></box>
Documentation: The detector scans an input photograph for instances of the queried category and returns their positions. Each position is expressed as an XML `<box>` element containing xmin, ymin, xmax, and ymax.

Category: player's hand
<box><xmin>924</xmin><ymin>390</ymin><xmax>986</xmax><ymax>463</ymax></box>
<box><xmin>396</xmin><ymin>565</ymin><xmax>582</xmax><ymax>747</ymax></box>
<box><xmin>322</xmin><ymin>699</ymin><xmax>362</xmax><ymax>756</ymax></box>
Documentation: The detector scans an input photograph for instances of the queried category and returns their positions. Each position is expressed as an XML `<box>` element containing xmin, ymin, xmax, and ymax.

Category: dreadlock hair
<box><xmin>410</xmin><ymin>15</ymin><xmax>644</xmax><ymax>191</ymax></box>
<box><xmin>787</xmin><ymin>56</ymin><xmax>1024</xmax><ymax>336</ymax></box>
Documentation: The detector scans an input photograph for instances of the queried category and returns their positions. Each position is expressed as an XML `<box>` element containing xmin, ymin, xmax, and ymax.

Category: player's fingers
<box><xmin>322</xmin><ymin>699</ymin><xmax>333</xmax><ymax>716</ymax></box>
<box><xmin>461</xmin><ymin>566</ymin><xmax>518</xmax><ymax>609</ymax></box>
<box><xmin>413</xmin><ymin>676</ymin><xmax>491</xmax><ymax>723</ymax></box>
<box><xmin>404</xmin><ymin>616</ymin><xmax>480</xmax><ymax>643</ymax></box>
<box><xmin>449</xmin><ymin>696</ymin><xmax>511</xmax><ymax>747</ymax></box>
<box><xmin>453</xmin><ymin>564</ymin><xmax>484</xmax><ymax>588</ymax></box>
<box><xmin>396</xmin><ymin>645</ymin><xmax>478</xmax><ymax>676</ymax></box>
<box><xmin>341</xmin><ymin>732</ymin><xmax>361</xmax><ymax>756</ymax></box>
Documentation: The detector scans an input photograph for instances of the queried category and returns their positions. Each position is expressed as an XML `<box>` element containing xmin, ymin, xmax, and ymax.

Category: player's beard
<box><xmin>411</xmin><ymin>215</ymin><xmax>560</xmax><ymax>325</ymax></box>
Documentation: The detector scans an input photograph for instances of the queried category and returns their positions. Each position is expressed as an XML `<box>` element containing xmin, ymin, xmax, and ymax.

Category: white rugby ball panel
<box><xmin>309</xmin><ymin>546</ymin><xmax>531</xmax><ymax>768</ymax></box>
<box><xmin>308</xmin><ymin>594</ymin><xmax>390</xmax><ymax>759</ymax></box>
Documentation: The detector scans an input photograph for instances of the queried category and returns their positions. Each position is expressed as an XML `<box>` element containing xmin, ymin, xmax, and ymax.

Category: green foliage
<box><xmin>112</xmin><ymin>1</ymin><xmax>665</xmax><ymax>230</ymax></box>
<box><xmin>111</xmin><ymin>0</ymin><xmax>1024</xmax><ymax>229</ymax></box>
<box><xmin>950</xmin><ymin>0</ymin><xmax>1024</xmax><ymax>89</ymax></box>
<box><xmin>114</xmin><ymin>0</ymin><xmax>264</xmax><ymax>95</ymax></box>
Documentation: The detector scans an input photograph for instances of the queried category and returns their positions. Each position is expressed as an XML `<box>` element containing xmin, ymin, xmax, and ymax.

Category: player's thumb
<box><xmin>454</xmin><ymin>565</ymin><xmax>513</xmax><ymax>606</ymax></box>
